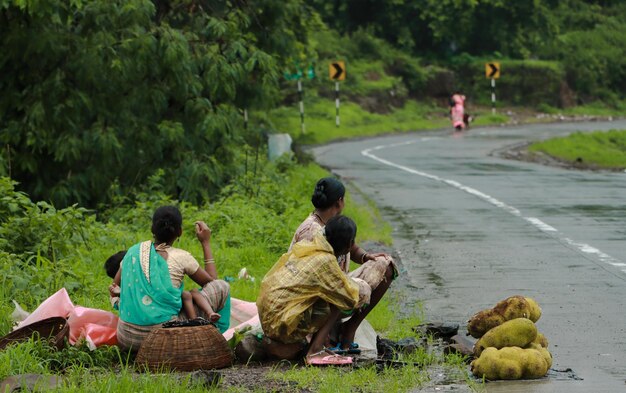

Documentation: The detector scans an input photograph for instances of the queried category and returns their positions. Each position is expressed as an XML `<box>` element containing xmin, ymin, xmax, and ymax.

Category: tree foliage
<box><xmin>310</xmin><ymin>0</ymin><xmax>625</xmax><ymax>103</ymax></box>
<box><xmin>0</xmin><ymin>0</ymin><xmax>312</xmax><ymax>207</ymax></box>
<box><xmin>541</xmin><ymin>0</ymin><xmax>626</xmax><ymax>102</ymax></box>
<box><xmin>310</xmin><ymin>0</ymin><xmax>557</xmax><ymax>59</ymax></box>
<box><xmin>1</xmin><ymin>0</ymin><xmax>624</xmax><ymax>208</ymax></box>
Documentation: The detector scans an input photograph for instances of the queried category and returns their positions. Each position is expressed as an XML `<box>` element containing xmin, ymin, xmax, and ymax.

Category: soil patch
<box><xmin>218</xmin><ymin>362</ymin><xmax>311</xmax><ymax>392</ymax></box>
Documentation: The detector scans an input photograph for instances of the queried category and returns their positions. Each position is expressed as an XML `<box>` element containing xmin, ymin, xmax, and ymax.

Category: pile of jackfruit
<box><xmin>468</xmin><ymin>295</ymin><xmax>552</xmax><ymax>380</ymax></box>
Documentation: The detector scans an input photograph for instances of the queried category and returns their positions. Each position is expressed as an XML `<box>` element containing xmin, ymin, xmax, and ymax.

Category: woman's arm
<box><xmin>189</xmin><ymin>267</ymin><xmax>211</xmax><ymax>287</ymax></box>
<box><xmin>195</xmin><ymin>221</ymin><xmax>218</xmax><ymax>280</ymax></box>
<box><xmin>350</xmin><ymin>243</ymin><xmax>388</xmax><ymax>264</ymax></box>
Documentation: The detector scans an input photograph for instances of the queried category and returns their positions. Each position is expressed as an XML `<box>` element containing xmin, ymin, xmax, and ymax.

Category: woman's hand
<box><xmin>109</xmin><ymin>283</ymin><xmax>121</xmax><ymax>298</ymax></box>
<box><xmin>365</xmin><ymin>252</ymin><xmax>389</xmax><ymax>262</ymax></box>
<box><xmin>195</xmin><ymin>221</ymin><xmax>212</xmax><ymax>244</ymax></box>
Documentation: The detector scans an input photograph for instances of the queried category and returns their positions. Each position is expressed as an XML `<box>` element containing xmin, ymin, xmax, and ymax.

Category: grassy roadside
<box><xmin>268</xmin><ymin>99</ymin><xmax>507</xmax><ymax>144</ymax></box>
<box><xmin>0</xmin><ymin>158</ymin><xmax>475</xmax><ymax>392</ymax></box>
<box><xmin>528</xmin><ymin>129</ymin><xmax>626</xmax><ymax>169</ymax></box>
<box><xmin>267</xmin><ymin>97</ymin><xmax>624</xmax><ymax>145</ymax></box>
<box><xmin>5</xmin><ymin>101</ymin><xmax>622</xmax><ymax>391</ymax></box>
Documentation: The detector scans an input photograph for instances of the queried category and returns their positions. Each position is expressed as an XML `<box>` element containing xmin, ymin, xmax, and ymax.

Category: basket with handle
<box><xmin>0</xmin><ymin>317</ymin><xmax>69</xmax><ymax>351</ymax></box>
<box><xmin>136</xmin><ymin>323</ymin><xmax>233</xmax><ymax>372</ymax></box>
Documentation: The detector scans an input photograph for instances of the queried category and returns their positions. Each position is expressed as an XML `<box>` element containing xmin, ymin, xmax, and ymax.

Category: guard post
<box><xmin>485</xmin><ymin>62</ymin><xmax>501</xmax><ymax>115</ymax></box>
<box><xmin>329</xmin><ymin>61</ymin><xmax>346</xmax><ymax>127</ymax></box>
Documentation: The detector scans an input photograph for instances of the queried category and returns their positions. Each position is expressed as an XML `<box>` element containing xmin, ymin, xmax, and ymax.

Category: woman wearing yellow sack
<box><xmin>257</xmin><ymin>215</ymin><xmax>369</xmax><ymax>366</ymax></box>
<box><xmin>289</xmin><ymin>177</ymin><xmax>397</xmax><ymax>355</ymax></box>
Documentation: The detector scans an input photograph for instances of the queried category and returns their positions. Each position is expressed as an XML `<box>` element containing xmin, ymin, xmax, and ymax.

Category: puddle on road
<box><xmin>461</xmin><ymin>162</ymin><xmax>535</xmax><ymax>173</ymax></box>
<box><xmin>547</xmin><ymin>368</ymin><xmax>583</xmax><ymax>381</ymax></box>
<box><xmin>427</xmin><ymin>272</ymin><xmax>445</xmax><ymax>287</ymax></box>
<box><xmin>541</xmin><ymin>204</ymin><xmax>626</xmax><ymax>218</ymax></box>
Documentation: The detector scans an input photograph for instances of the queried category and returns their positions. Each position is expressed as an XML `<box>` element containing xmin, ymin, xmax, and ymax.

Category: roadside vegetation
<box><xmin>2</xmin><ymin>0</ymin><xmax>625</xmax><ymax>209</ymax></box>
<box><xmin>1</xmin><ymin>0</ymin><xmax>625</xmax><ymax>391</ymax></box>
<box><xmin>529</xmin><ymin>129</ymin><xmax>626</xmax><ymax>170</ymax></box>
<box><xmin>0</xmin><ymin>159</ymin><xmax>473</xmax><ymax>391</ymax></box>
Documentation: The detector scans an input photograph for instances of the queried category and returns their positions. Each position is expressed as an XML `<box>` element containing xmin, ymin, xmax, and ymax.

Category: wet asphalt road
<box><xmin>309</xmin><ymin>120</ymin><xmax>626</xmax><ymax>393</ymax></box>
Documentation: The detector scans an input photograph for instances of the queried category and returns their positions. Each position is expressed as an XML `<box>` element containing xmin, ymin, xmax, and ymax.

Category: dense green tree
<box><xmin>310</xmin><ymin>0</ymin><xmax>558</xmax><ymax>58</ymax></box>
<box><xmin>310</xmin><ymin>0</ymin><xmax>624</xmax><ymax>102</ymax></box>
<box><xmin>542</xmin><ymin>0</ymin><xmax>626</xmax><ymax>102</ymax></box>
<box><xmin>0</xmin><ymin>0</ymin><xmax>312</xmax><ymax>207</ymax></box>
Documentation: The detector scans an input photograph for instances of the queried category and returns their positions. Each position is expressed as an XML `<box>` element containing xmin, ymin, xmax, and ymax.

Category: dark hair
<box><xmin>324</xmin><ymin>215</ymin><xmax>356</xmax><ymax>255</ymax></box>
<box><xmin>152</xmin><ymin>205</ymin><xmax>183</xmax><ymax>244</ymax></box>
<box><xmin>104</xmin><ymin>250</ymin><xmax>127</xmax><ymax>279</ymax></box>
<box><xmin>311</xmin><ymin>177</ymin><xmax>345</xmax><ymax>209</ymax></box>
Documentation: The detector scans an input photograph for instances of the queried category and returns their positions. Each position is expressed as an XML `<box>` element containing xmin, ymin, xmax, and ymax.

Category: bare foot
<box><xmin>208</xmin><ymin>312</ymin><xmax>221</xmax><ymax>323</ymax></box>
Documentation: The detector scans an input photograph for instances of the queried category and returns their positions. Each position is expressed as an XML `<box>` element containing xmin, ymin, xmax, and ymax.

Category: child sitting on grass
<box><xmin>105</xmin><ymin>249</ymin><xmax>221</xmax><ymax>323</ymax></box>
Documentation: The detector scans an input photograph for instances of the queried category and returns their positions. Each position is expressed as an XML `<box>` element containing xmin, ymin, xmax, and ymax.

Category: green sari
<box><xmin>118</xmin><ymin>241</ymin><xmax>183</xmax><ymax>325</ymax></box>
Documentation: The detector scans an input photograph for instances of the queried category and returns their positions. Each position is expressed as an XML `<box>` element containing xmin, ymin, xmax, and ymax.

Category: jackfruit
<box><xmin>467</xmin><ymin>295</ymin><xmax>535</xmax><ymax>338</ymax></box>
<box><xmin>525</xmin><ymin>343</ymin><xmax>553</xmax><ymax>369</ymax></box>
<box><xmin>524</xmin><ymin>297</ymin><xmax>542</xmax><ymax>322</ymax></box>
<box><xmin>530</xmin><ymin>332</ymin><xmax>548</xmax><ymax>348</ymax></box>
<box><xmin>466</xmin><ymin>309</ymin><xmax>506</xmax><ymax>339</ymax></box>
<box><xmin>499</xmin><ymin>295</ymin><xmax>531</xmax><ymax>321</ymax></box>
<box><xmin>471</xmin><ymin>346</ymin><xmax>550</xmax><ymax>380</ymax></box>
<box><xmin>474</xmin><ymin>318</ymin><xmax>537</xmax><ymax>357</ymax></box>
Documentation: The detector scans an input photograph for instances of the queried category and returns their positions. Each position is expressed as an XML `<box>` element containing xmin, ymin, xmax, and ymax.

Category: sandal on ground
<box><xmin>305</xmin><ymin>350</ymin><xmax>353</xmax><ymax>366</ymax></box>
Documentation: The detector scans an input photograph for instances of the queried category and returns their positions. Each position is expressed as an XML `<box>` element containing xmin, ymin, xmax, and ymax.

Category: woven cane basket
<box><xmin>136</xmin><ymin>324</ymin><xmax>233</xmax><ymax>372</ymax></box>
<box><xmin>0</xmin><ymin>317</ymin><xmax>69</xmax><ymax>351</ymax></box>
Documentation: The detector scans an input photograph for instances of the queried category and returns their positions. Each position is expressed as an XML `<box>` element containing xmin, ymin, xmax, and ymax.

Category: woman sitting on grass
<box><xmin>114</xmin><ymin>205</ymin><xmax>231</xmax><ymax>351</ymax></box>
<box><xmin>290</xmin><ymin>177</ymin><xmax>397</xmax><ymax>354</ymax></box>
<box><xmin>257</xmin><ymin>215</ymin><xmax>369</xmax><ymax>366</ymax></box>
<box><xmin>106</xmin><ymin>255</ymin><xmax>220</xmax><ymax>322</ymax></box>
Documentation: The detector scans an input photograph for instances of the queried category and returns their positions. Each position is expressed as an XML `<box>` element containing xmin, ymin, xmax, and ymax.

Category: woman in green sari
<box><xmin>115</xmin><ymin>206</ymin><xmax>231</xmax><ymax>351</ymax></box>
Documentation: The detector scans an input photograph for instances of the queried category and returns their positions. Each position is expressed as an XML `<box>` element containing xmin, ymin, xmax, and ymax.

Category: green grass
<box><xmin>536</xmin><ymin>100</ymin><xmax>626</xmax><ymax>117</ymax></box>
<box><xmin>268</xmin><ymin>342</ymin><xmax>473</xmax><ymax>393</ymax></box>
<box><xmin>561</xmin><ymin>101</ymin><xmax>626</xmax><ymax>117</ymax></box>
<box><xmin>0</xmin><ymin>158</ymin><xmax>393</xmax><ymax>310</ymax></box>
<box><xmin>347</xmin><ymin>59</ymin><xmax>402</xmax><ymax>95</ymax></box>
<box><xmin>259</xmin><ymin>289</ymin><xmax>473</xmax><ymax>392</ymax></box>
<box><xmin>529</xmin><ymin>129</ymin><xmax>626</xmax><ymax>169</ymax></box>
<box><xmin>268</xmin><ymin>89</ymin><xmax>625</xmax><ymax>145</ymax></box>
<box><xmin>0</xmin><ymin>160</ymin><xmax>473</xmax><ymax>393</ymax></box>
<box><xmin>269</xmin><ymin>99</ymin><xmax>451</xmax><ymax>144</ymax></box>
<box><xmin>470</xmin><ymin>112</ymin><xmax>509</xmax><ymax>126</ymax></box>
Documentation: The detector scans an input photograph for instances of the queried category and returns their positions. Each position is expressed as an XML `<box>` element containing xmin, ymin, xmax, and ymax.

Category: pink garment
<box><xmin>451</xmin><ymin>94</ymin><xmax>465</xmax><ymax>129</ymax></box>
<box><xmin>16</xmin><ymin>288</ymin><xmax>118</xmax><ymax>349</ymax></box>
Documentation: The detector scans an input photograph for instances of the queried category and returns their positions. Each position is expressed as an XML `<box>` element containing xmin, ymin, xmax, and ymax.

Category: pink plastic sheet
<box><xmin>67</xmin><ymin>306</ymin><xmax>118</xmax><ymax>348</ymax></box>
<box><xmin>17</xmin><ymin>289</ymin><xmax>261</xmax><ymax>345</ymax></box>
<box><xmin>16</xmin><ymin>288</ymin><xmax>118</xmax><ymax>349</ymax></box>
<box><xmin>223</xmin><ymin>298</ymin><xmax>260</xmax><ymax>341</ymax></box>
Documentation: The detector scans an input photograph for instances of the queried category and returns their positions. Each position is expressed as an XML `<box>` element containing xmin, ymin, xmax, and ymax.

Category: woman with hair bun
<box><xmin>114</xmin><ymin>205</ymin><xmax>231</xmax><ymax>351</ymax></box>
<box><xmin>285</xmin><ymin>177</ymin><xmax>398</xmax><ymax>356</ymax></box>
<box><xmin>259</xmin><ymin>215</ymin><xmax>364</xmax><ymax>365</ymax></box>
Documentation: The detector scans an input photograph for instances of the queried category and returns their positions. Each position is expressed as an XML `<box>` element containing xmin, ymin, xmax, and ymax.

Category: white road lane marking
<box><xmin>362</xmin><ymin>139</ymin><xmax>625</xmax><ymax>272</ymax></box>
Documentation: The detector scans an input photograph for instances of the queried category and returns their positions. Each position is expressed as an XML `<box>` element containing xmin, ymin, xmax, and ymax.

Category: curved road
<box><xmin>310</xmin><ymin>120</ymin><xmax>626</xmax><ymax>393</ymax></box>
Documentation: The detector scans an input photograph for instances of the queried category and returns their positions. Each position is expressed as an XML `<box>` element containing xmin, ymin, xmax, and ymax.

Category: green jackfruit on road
<box><xmin>467</xmin><ymin>295</ymin><xmax>541</xmax><ymax>338</ymax></box>
<box><xmin>528</xmin><ymin>332</ymin><xmax>548</xmax><ymax>348</ymax></box>
<box><xmin>524</xmin><ymin>342</ymin><xmax>553</xmax><ymax>368</ymax></box>
<box><xmin>474</xmin><ymin>318</ymin><xmax>538</xmax><ymax>357</ymax></box>
<box><xmin>524</xmin><ymin>297</ymin><xmax>542</xmax><ymax>322</ymax></box>
<box><xmin>471</xmin><ymin>346</ymin><xmax>551</xmax><ymax>380</ymax></box>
